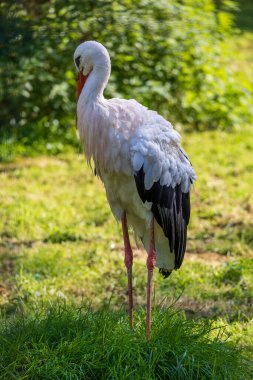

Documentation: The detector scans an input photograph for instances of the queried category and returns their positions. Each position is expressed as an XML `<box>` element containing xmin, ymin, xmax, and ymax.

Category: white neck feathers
<box><xmin>80</xmin><ymin>60</ymin><xmax>111</xmax><ymax>102</ymax></box>
<box><xmin>84</xmin><ymin>68</ymin><xmax>109</xmax><ymax>101</ymax></box>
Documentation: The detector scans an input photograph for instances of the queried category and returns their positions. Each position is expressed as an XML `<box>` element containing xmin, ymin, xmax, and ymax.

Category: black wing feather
<box><xmin>134</xmin><ymin>167</ymin><xmax>191</xmax><ymax>270</ymax></box>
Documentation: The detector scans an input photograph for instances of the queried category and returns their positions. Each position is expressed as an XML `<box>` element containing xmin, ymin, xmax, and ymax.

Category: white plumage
<box><xmin>74</xmin><ymin>41</ymin><xmax>196</xmax><ymax>335</ymax></box>
<box><xmin>74</xmin><ymin>41</ymin><xmax>196</xmax><ymax>273</ymax></box>
<box><xmin>74</xmin><ymin>41</ymin><xmax>196</xmax><ymax>271</ymax></box>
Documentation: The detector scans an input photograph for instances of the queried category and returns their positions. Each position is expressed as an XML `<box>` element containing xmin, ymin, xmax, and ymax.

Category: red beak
<box><xmin>77</xmin><ymin>71</ymin><xmax>88</xmax><ymax>100</ymax></box>
<box><xmin>76</xmin><ymin>71</ymin><xmax>89</xmax><ymax>129</ymax></box>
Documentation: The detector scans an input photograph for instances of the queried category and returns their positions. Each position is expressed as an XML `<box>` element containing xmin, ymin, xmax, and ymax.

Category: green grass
<box><xmin>0</xmin><ymin>305</ymin><xmax>252</xmax><ymax>380</ymax></box>
<box><xmin>0</xmin><ymin>128</ymin><xmax>253</xmax><ymax>378</ymax></box>
<box><xmin>1</xmin><ymin>130</ymin><xmax>253</xmax><ymax>320</ymax></box>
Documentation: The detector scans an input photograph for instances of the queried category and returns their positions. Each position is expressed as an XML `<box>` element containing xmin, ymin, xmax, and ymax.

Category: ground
<box><xmin>0</xmin><ymin>128</ymin><xmax>252</xmax><ymax>358</ymax></box>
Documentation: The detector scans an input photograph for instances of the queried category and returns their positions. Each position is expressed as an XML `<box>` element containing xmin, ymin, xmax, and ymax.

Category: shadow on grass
<box><xmin>0</xmin><ymin>304</ymin><xmax>252</xmax><ymax>380</ymax></box>
<box><xmin>0</xmin><ymin>246</ymin><xmax>19</xmax><ymax>311</ymax></box>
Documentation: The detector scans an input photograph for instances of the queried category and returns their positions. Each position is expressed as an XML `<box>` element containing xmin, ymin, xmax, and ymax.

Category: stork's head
<box><xmin>74</xmin><ymin>41</ymin><xmax>111</xmax><ymax>100</ymax></box>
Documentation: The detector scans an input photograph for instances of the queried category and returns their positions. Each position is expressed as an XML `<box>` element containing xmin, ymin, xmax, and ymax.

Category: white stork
<box><xmin>74</xmin><ymin>41</ymin><xmax>196</xmax><ymax>338</ymax></box>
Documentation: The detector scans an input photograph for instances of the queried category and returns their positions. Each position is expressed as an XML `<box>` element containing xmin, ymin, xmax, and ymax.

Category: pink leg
<box><xmin>121</xmin><ymin>212</ymin><xmax>134</xmax><ymax>329</ymax></box>
<box><xmin>146</xmin><ymin>217</ymin><xmax>157</xmax><ymax>339</ymax></box>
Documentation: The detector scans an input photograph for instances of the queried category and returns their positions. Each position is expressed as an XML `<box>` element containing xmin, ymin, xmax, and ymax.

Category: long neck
<box><xmin>80</xmin><ymin>64</ymin><xmax>110</xmax><ymax>102</ymax></box>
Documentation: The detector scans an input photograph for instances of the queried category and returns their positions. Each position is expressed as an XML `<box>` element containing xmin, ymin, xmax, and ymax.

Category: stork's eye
<box><xmin>75</xmin><ymin>55</ymin><xmax>81</xmax><ymax>69</ymax></box>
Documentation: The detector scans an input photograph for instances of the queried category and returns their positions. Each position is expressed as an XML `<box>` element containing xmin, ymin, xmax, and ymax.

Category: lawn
<box><xmin>0</xmin><ymin>127</ymin><xmax>253</xmax><ymax>378</ymax></box>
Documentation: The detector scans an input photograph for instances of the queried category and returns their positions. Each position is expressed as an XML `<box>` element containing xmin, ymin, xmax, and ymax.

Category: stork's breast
<box><xmin>102</xmin><ymin>172</ymin><xmax>152</xmax><ymax>224</ymax></box>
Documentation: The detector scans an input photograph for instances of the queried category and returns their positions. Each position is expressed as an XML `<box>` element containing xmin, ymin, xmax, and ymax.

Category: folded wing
<box><xmin>130</xmin><ymin>118</ymin><xmax>196</xmax><ymax>270</ymax></box>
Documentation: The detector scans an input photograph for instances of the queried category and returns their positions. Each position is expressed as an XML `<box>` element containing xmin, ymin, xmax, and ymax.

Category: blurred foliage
<box><xmin>235</xmin><ymin>0</ymin><xmax>253</xmax><ymax>31</ymax></box>
<box><xmin>0</xmin><ymin>0</ymin><xmax>252</xmax><ymax>147</ymax></box>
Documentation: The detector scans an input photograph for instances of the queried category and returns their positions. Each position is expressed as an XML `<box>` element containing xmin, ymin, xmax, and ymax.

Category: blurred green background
<box><xmin>0</xmin><ymin>0</ymin><xmax>252</xmax><ymax>158</ymax></box>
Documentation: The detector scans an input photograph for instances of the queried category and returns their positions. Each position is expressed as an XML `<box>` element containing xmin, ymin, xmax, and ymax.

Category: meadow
<box><xmin>1</xmin><ymin>129</ymin><xmax>253</xmax><ymax>378</ymax></box>
<box><xmin>0</xmin><ymin>1</ymin><xmax>253</xmax><ymax>379</ymax></box>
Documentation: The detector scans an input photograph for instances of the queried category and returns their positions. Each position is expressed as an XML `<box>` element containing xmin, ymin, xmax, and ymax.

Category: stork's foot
<box><xmin>146</xmin><ymin>217</ymin><xmax>156</xmax><ymax>339</ymax></box>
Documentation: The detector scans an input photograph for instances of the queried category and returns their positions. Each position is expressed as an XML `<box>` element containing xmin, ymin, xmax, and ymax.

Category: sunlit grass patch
<box><xmin>0</xmin><ymin>128</ymin><xmax>253</xmax><ymax>364</ymax></box>
<box><xmin>1</xmin><ymin>240</ymin><xmax>252</xmax><ymax>326</ymax></box>
<box><xmin>0</xmin><ymin>305</ymin><xmax>252</xmax><ymax>380</ymax></box>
